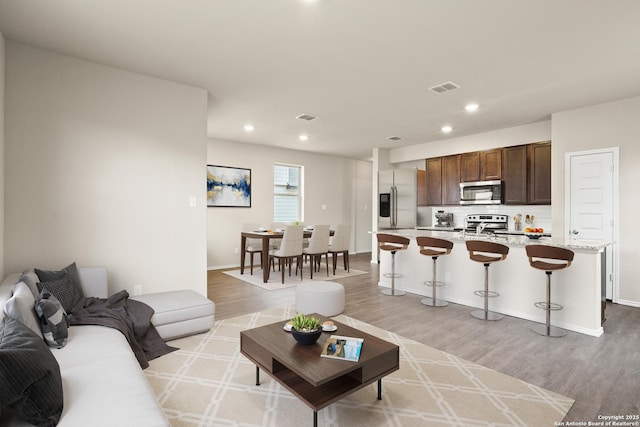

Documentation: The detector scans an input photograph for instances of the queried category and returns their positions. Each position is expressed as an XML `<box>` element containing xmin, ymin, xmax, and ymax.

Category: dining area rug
<box><xmin>224</xmin><ymin>266</ymin><xmax>367</xmax><ymax>290</ymax></box>
<box><xmin>145</xmin><ymin>306</ymin><xmax>575</xmax><ymax>426</ymax></box>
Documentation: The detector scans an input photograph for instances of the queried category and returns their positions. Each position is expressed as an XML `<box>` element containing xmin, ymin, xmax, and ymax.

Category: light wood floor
<box><xmin>208</xmin><ymin>253</ymin><xmax>640</xmax><ymax>422</ymax></box>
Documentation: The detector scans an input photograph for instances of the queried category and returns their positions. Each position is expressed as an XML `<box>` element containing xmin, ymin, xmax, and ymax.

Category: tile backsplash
<box><xmin>418</xmin><ymin>205</ymin><xmax>552</xmax><ymax>232</ymax></box>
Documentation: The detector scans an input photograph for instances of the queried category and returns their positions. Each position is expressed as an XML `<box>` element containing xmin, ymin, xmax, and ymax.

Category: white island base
<box><xmin>377</xmin><ymin>231</ymin><xmax>607</xmax><ymax>337</ymax></box>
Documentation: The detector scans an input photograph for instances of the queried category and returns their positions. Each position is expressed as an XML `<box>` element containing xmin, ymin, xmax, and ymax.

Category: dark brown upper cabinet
<box><xmin>502</xmin><ymin>141</ymin><xmax>551</xmax><ymax>205</ymax></box>
<box><xmin>424</xmin><ymin>142</ymin><xmax>550</xmax><ymax>207</ymax></box>
<box><xmin>461</xmin><ymin>149</ymin><xmax>501</xmax><ymax>182</ymax></box>
<box><xmin>480</xmin><ymin>149</ymin><xmax>502</xmax><ymax>180</ymax></box>
<box><xmin>502</xmin><ymin>145</ymin><xmax>528</xmax><ymax>204</ymax></box>
<box><xmin>460</xmin><ymin>152</ymin><xmax>480</xmax><ymax>182</ymax></box>
<box><xmin>425</xmin><ymin>158</ymin><xmax>443</xmax><ymax>206</ymax></box>
<box><xmin>529</xmin><ymin>142</ymin><xmax>551</xmax><ymax>204</ymax></box>
<box><xmin>417</xmin><ymin>169</ymin><xmax>427</xmax><ymax>206</ymax></box>
<box><xmin>442</xmin><ymin>155</ymin><xmax>461</xmax><ymax>205</ymax></box>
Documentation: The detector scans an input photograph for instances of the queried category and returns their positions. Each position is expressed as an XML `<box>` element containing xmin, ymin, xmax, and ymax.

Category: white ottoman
<box><xmin>132</xmin><ymin>290</ymin><xmax>215</xmax><ymax>341</ymax></box>
<box><xmin>295</xmin><ymin>281</ymin><xmax>345</xmax><ymax>317</ymax></box>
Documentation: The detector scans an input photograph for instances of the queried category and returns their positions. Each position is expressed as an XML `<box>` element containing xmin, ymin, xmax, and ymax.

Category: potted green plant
<box><xmin>290</xmin><ymin>313</ymin><xmax>322</xmax><ymax>345</ymax></box>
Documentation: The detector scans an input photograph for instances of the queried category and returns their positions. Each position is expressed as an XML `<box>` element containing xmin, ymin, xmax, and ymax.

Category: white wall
<box><xmin>0</xmin><ymin>32</ymin><xmax>5</xmax><ymax>279</ymax></box>
<box><xmin>552</xmin><ymin>95</ymin><xmax>640</xmax><ymax>305</ymax></box>
<box><xmin>390</xmin><ymin>121</ymin><xmax>552</xmax><ymax>163</ymax></box>
<box><xmin>353</xmin><ymin>160</ymin><xmax>373</xmax><ymax>253</ymax></box>
<box><xmin>4</xmin><ymin>42</ymin><xmax>209</xmax><ymax>296</ymax></box>
<box><xmin>207</xmin><ymin>138</ymin><xmax>371</xmax><ymax>268</ymax></box>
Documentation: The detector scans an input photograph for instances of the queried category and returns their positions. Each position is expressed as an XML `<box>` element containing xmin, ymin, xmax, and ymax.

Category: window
<box><xmin>274</xmin><ymin>164</ymin><xmax>303</xmax><ymax>223</ymax></box>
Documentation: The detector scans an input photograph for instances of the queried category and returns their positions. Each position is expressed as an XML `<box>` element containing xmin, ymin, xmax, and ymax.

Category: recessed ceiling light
<box><xmin>441</xmin><ymin>125</ymin><xmax>453</xmax><ymax>134</ymax></box>
<box><xmin>299</xmin><ymin>134</ymin><xmax>309</xmax><ymax>142</ymax></box>
<box><xmin>386</xmin><ymin>136</ymin><xmax>402</xmax><ymax>141</ymax></box>
<box><xmin>243</xmin><ymin>124</ymin><xmax>255</xmax><ymax>132</ymax></box>
<box><xmin>465</xmin><ymin>103</ymin><xmax>479</xmax><ymax>112</ymax></box>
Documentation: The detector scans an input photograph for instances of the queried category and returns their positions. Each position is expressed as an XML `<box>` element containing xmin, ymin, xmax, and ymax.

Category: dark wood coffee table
<box><xmin>240</xmin><ymin>314</ymin><xmax>399</xmax><ymax>426</ymax></box>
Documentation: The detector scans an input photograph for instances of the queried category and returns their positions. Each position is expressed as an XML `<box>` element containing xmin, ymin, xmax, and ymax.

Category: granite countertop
<box><xmin>385</xmin><ymin>229</ymin><xmax>611</xmax><ymax>251</ymax></box>
<box><xmin>416</xmin><ymin>227</ymin><xmax>549</xmax><ymax>237</ymax></box>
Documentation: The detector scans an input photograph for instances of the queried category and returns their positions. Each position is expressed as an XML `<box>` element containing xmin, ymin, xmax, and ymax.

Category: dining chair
<box><xmin>269</xmin><ymin>222</ymin><xmax>287</xmax><ymax>250</ymax></box>
<box><xmin>302</xmin><ymin>225</ymin><xmax>330</xmax><ymax>279</ymax></box>
<box><xmin>243</xmin><ymin>223</ymin><xmax>264</xmax><ymax>275</ymax></box>
<box><xmin>328</xmin><ymin>224</ymin><xmax>351</xmax><ymax>275</ymax></box>
<box><xmin>269</xmin><ymin>225</ymin><xmax>304</xmax><ymax>284</ymax></box>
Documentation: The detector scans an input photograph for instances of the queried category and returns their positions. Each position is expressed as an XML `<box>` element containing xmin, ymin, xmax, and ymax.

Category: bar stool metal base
<box><xmin>422</xmin><ymin>253</ymin><xmax>448</xmax><ymax>308</ymax></box>
<box><xmin>421</xmin><ymin>297</ymin><xmax>448</xmax><ymax>307</ymax></box>
<box><xmin>381</xmin><ymin>251</ymin><xmax>405</xmax><ymax>297</ymax></box>
<box><xmin>471</xmin><ymin>262</ymin><xmax>502</xmax><ymax>321</ymax></box>
<box><xmin>470</xmin><ymin>310</ymin><xmax>503</xmax><ymax>321</ymax></box>
<box><xmin>381</xmin><ymin>288</ymin><xmax>406</xmax><ymax>296</ymax></box>
<box><xmin>533</xmin><ymin>271</ymin><xmax>566</xmax><ymax>337</ymax></box>
<box><xmin>424</xmin><ymin>280</ymin><xmax>445</xmax><ymax>287</ymax></box>
<box><xmin>531</xmin><ymin>324</ymin><xmax>567</xmax><ymax>337</ymax></box>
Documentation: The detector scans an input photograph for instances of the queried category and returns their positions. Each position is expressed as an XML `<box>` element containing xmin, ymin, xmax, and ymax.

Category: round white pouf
<box><xmin>295</xmin><ymin>281</ymin><xmax>345</xmax><ymax>317</ymax></box>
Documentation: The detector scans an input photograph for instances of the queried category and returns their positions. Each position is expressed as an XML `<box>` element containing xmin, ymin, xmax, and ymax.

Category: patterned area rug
<box><xmin>145</xmin><ymin>306</ymin><xmax>574</xmax><ymax>426</ymax></box>
<box><xmin>223</xmin><ymin>267</ymin><xmax>367</xmax><ymax>290</ymax></box>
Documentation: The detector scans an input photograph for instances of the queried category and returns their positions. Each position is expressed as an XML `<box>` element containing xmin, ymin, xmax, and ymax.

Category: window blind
<box><xmin>274</xmin><ymin>164</ymin><xmax>302</xmax><ymax>222</ymax></box>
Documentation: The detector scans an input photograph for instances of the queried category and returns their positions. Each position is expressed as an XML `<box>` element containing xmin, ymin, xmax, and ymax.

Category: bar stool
<box><xmin>526</xmin><ymin>244</ymin><xmax>574</xmax><ymax>337</ymax></box>
<box><xmin>377</xmin><ymin>233</ymin><xmax>410</xmax><ymax>296</ymax></box>
<box><xmin>466</xmin><ymin>240</ymin><xmax>509</xmax><ymax>321</ymax></box>
<box><xmin>416</xmin><ymin>236</ymin><xmax>453</xmax><ymax>307</ymax></box>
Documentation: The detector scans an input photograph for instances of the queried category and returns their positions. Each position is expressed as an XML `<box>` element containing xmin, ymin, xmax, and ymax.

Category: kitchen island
<box><xmin>377</xmin><ymin>229</ymin><xmax>610</xmax><ymax>337</ymax></box>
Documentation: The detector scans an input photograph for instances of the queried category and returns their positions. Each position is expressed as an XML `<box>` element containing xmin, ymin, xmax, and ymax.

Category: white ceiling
<box><xmin>1</xmin><ymin>0</ymin><xmax>640</xmax><ymax>160</ymax></box>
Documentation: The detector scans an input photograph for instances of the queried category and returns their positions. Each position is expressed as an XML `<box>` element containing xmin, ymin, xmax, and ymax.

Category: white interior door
<box><xmin>566</xmin><ymin>148</ymin><xmax>618</xmax><ymax>300</ymax></box>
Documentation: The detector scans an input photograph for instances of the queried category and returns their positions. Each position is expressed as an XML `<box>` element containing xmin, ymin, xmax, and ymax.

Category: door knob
<box><xmin>571</xmin><ymin>230</ymin><xmax>579</xmax><ymax>235</ymax></box>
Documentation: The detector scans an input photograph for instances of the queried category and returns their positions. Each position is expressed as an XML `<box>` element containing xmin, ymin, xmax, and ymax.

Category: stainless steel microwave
<box><xmin>459</xmin><ymin>180</ymin><xmax>502</xmax><ymax>205</ymax></box>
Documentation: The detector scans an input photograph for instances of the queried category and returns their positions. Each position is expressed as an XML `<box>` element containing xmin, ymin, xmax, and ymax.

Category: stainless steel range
<box><xmin>465</xmin><ymin>214</ymin><xmax>508</xmax><ymax>233</ymax></box>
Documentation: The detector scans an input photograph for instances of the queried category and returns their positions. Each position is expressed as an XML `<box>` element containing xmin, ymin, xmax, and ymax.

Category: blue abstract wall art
<box><xmin>207</xmin><ymin>165</ymin><xmax>251</xmax><ymax>207</ymax></box>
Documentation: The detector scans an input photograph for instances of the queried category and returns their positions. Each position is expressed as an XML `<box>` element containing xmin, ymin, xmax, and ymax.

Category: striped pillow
<box><xmin>0</xmin><ymin>316</ymin><xmax>64</xmax><ymax>426</ymax></box>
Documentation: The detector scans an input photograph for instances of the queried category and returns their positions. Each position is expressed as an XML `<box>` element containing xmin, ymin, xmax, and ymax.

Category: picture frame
<box><xmin>207</xmin><ymin>165</ymin><xmax>251</xmax><ymax>207</ymax></box>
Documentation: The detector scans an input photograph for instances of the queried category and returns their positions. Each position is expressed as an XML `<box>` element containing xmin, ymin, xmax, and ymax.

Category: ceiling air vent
<box><xmin>386</xmin><ymin>136</ymin><xmax>402</xmax><ymax>141</ymax></box>
<box><xmin>429</xmin><ymin>81</ymin><xmax>460</xmax><ymax>94</ymax></box>
<box><xmin>296</xmin><ymin>114</ymin><xmax>318</xmax><ymax>121</ymax></box>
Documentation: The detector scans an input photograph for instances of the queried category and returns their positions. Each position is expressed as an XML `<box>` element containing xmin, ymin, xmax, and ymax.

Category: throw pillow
<box><xmin>2</xmin><ymin>282</ymin><xmax>41</xmax><ymax>336</ymax></box>
<box><xmin>37</xmin><ymin>276</ymin><xmax>78</xmax><ymax>314</ymax></box>
<box><xmin>35</xmin><ymin>290</ymin><xmax>69</xmax><ymax>349</ymax></box>
<box><xmin>0</xmin><ymin>316</ymin><xmax>64</xmax><ymax>427</ymax></box>
<box><xmin>35</xmin><ymin>262</ymin><xmax>84</xmax><ymax>312</ymax></box>
<box><xmin>19</xmin><ymin>270</ymin><xmax>40</xmax><ymax>299</ymax></box>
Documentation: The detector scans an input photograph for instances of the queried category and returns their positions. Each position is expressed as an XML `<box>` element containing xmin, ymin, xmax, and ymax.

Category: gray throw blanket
<box><xmin>68</xmin><ymin>290</ymin><xmax>177</xmax><ymax>369</ymax></box>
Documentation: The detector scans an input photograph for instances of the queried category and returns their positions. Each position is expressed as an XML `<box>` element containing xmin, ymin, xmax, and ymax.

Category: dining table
<box><xmin>240</xmin><ymin>229</ymin><xmax>331</xmax><ymax>283</ymax></box>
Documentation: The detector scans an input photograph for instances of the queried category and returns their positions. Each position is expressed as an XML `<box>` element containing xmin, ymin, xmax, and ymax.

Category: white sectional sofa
<box><xmin>0</xmin><ymin>266</ymin><xmax>214</xmax><ymax>427</ymax></box>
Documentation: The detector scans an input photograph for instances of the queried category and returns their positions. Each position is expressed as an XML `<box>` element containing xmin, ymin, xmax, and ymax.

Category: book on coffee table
<box><xmin>320</xmin><ymin>335</ymin><xmax>364</xmax><ymax>362</ymax></box>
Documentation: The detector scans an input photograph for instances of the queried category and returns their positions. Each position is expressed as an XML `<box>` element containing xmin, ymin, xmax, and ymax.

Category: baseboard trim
<box><xmin>616</xmin><ymin>298</ymin><xmax>640</xmax><ymax>308</ymax></box>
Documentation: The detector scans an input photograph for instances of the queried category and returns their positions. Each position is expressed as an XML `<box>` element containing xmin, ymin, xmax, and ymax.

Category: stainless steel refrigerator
<box><xmin>378</xmin><ymin>168</ymin><xmax>417</xmax><ymax>229</ymax></box>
